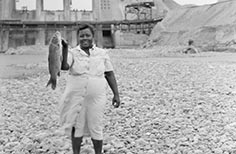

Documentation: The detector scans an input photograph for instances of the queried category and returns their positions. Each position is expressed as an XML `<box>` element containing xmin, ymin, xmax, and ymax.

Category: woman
<box><xmin>60</xmin><ymin>24</ymin><xmax>120</xmax><ymax>154</ymax></box>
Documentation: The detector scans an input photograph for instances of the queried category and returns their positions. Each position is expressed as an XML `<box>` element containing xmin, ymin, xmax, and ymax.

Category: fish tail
<box><xmin>46</xmin><ymin>77</ymin><xmax>57</xmax><ymax>90</ymax></box>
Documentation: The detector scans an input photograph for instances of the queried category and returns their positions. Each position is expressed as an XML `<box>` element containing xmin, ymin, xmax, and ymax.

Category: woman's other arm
<box><xmin>105</xmin><ymin>71</ymin><xmax>120</xmax><ymax>108</ymax></box>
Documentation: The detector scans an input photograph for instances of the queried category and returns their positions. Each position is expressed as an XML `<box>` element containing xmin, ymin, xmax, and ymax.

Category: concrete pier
<box><xmin>36</xmin><ymin>0</ymin><xmax>44</xmax><ymax>21</ymax></box>
<box><xmin>95</xmin><ymin>25</ymin><xmax>103</xmax><ymax>48</ymax></box>
<box><xmin>36</xmin><ymin>29</ymin><xmax>45</xmax><ymax>45</ymax></box>
<box><xmin>63</xmin><ymin>0</ymin><xmax>71</xmax><ymax>21</ymax></box>
<box><xmin>71</xmin><ymin>30</ymin><xmax>78</xmax><ymax>47</ymax></box>
<box><xmin>1</xmin><ymin>0</ymin><xmax>15</xmax><ymax>19</ymax></box>
<box><xmin>92</xmin><ymin>0</ymin><xmax>101</xmax><ymax>21</ymax></box>
<box><xmin>0</xmin><ymin>30</ymin><xmax>9</xmax><ymax>52</ymax></box>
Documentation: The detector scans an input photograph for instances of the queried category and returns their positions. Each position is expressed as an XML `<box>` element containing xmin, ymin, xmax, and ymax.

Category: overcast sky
<box><xmin>16</xmin><ymin>0</ymin><xmax>218</xmax><ymax>10</ymax></box>
<box><xmin>175</xmin><ymin>0</ymin><xmax>218</xmax><ymax>5</ymax></box>
<box><xmin>16</xmin><ymin>0</ymin><xmax>92</xmax><ymax>10</ymax></box>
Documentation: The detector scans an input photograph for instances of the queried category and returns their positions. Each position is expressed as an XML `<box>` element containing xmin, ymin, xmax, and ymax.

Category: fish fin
<box><xmin>46</xmin><ymin>77</ymin><xmax>57</xmax><ymax>90</ymax></box>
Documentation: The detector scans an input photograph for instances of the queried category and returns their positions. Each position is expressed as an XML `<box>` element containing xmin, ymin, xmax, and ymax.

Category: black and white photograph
<box><xmin>1</xmin><ymin>0</ymin><xmax>236</xmax><ymax>153</ymax></box>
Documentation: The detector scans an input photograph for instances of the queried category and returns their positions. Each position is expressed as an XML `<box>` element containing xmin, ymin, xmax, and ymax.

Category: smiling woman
<box><xmin>60</xmin><ymin>24</ymin><xmax>120</xmax><ymax>154</ymax></box>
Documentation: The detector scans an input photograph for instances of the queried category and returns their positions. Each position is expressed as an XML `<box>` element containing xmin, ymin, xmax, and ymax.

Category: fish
<box><xmin>46</xmin><ymin>31</ymin><xmax>63</xmax><ymax>90</ymax></box>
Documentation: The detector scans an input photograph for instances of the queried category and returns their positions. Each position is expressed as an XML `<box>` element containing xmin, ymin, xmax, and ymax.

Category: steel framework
<box><xmin>125</xmin><ymin>2</ymin><xmax>154</xmax><ymax>20</ymax></box>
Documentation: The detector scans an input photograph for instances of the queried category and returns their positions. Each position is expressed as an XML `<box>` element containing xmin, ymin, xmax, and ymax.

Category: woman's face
<box><xmin>78</xmin><ymin>28</ymin><xmax>94</xmax><ymax>49</ymax></box>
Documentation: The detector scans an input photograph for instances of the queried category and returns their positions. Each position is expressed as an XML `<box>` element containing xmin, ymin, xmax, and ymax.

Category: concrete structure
<box><xmin>0</xmin><ymin>0</ymin><xmax>164</xmax><ymax>21</ymax></box>
<box><xmin>97</xmin><ymin>0</ymin><xmax>123</xmax><ymax>21</ymax></box>
<box><xmin>0</xmin><ymin>0</ymin><xmax>164</xmax><ymax>52</ymax></box>
<box><xmin>63</xmin><ymin>0</ymin><xmax>71</xmax><ymax>21</ymax></box>
<box><xmin>36</xmin><ymin>0</ymin><xmax>43</xmax><ymax>21</ymax></box>
<box><xmin>1</xmin><ymin>0</ymin><xmax>15</xmax><ymax>19</ymax></box>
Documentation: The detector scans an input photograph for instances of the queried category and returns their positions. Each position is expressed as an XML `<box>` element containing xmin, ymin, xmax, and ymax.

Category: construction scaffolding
<box><xmin>125</xmin><ymin>2</ymin><xmax>154</xmax><ymax>20</ymax></box>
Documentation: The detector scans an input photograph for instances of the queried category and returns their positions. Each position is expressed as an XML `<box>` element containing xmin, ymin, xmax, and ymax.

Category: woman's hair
<box><xmin>77</xmin><ymin>24</ymin><xmax>95</xmax><ymax>36</ymax></box>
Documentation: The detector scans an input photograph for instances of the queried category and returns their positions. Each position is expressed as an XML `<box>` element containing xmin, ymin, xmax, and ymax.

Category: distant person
<box><xmin>60</xmin><ymin>24</ymin><xmax>120</xmax><ymax>154</ymax></box>
<box><xmin>183</xmin><ymin>39</ymin><xmax>199</xmax><ymax>54</ymax></box>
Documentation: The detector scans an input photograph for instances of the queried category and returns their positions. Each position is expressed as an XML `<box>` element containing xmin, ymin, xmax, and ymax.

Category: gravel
<box><xmin>1</xmin><ymin>48</ymin><xmax>236</xmax><ymax>153</ymax></box>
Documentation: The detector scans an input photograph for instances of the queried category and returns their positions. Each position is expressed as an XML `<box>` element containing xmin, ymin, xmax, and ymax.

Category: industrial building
<box><xmin>0</xmin><ymin>0</ymin><xmax>164</xmax><ymax>52</ymax></box>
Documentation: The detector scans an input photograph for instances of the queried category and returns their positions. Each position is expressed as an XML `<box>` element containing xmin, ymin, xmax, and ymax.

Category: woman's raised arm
<box><xmin>61</xmin><ymin>39</ymin><xmax>70</xmax><ymax>70</ymax></box>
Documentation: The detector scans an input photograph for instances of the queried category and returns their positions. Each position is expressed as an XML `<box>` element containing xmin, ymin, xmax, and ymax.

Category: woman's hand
<box><xmin>112</xmin><ymin>95</ymin><xmax>120</xmax><ymax>108</ymax></box>
<box><xmin>105</xmin><ymin>71</ymin><xmax>120</xmax><ymax>108</ymax></box>
<box><xmin>61</xmin><ymin>38</ymin><xmax>68</xmax><ymax>47</ymax></box>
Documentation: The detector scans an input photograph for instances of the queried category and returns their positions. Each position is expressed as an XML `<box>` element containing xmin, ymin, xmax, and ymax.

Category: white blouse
<box><xmin>67</xmin><ymin>45</ymin><xmax>113</xmax><ymax>77</ymax></box>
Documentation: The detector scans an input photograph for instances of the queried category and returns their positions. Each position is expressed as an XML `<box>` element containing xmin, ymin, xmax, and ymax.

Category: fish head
<box><xmin>54</xmin><ymin>31</ymin><xmax>62</xmax><ymax>39</ymax></box>
<box><xmin>50</xmin><ymin>31</ymin><xmax>62</xmax><ymax>48</ymax></box>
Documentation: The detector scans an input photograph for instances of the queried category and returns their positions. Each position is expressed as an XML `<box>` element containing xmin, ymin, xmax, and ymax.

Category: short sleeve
<box><xmin>67</xmin><ymin>50</ymin><xmax>74</xmax><ymax>67</ymax></box>
<box><xmin>104</xmin><ymin>50</ymin><xmax>114</xmax><ymax>72</ymax></box>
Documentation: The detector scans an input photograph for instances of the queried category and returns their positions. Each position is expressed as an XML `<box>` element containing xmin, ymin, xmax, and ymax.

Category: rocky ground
<box><xmin>1</xmin><ymin>48</ymin><xmax>236</xmax><ymax>154</ymax></box>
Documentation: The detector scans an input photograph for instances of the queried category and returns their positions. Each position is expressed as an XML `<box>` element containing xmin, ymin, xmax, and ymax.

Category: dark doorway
<box><xmin>102</xmin><ymin>25</ymin><xmax>114</xmax><ymax>48</ymax></box>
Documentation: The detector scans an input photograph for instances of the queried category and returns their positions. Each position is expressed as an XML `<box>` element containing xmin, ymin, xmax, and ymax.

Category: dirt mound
<box><xmin>147</xmin><ymin>0</ymin><xmax>236</xmax><ymax>51</ymax></box>
<box><xmin>162</xmin><ymin>0</ymin><xmax>181</xmax><ymax>10</ymax></box>
<box><xmin>162</xmin><ymin>0</ymin><xmax>236</xmax><ymax>31</ymax></box>
<box><xmin>153</xmin><ymin>0</ymin><xmax>181</xmax><ymax>17</ymax></box>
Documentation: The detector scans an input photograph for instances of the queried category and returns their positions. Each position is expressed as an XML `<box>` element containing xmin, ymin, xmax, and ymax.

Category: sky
<box><xmin>16</xmin><ymin>0</ymin><xmax>218</xmax><ymax>10</ymax></box>
<box><xmin>174</xmin><ymin>0</ymin><xmax>218</xmax><ymax>5</ymax></box>
<box><xmin>16</xmin><ymin>0</ymin><xmax>92</xmax><ymax>10</ymax></box>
